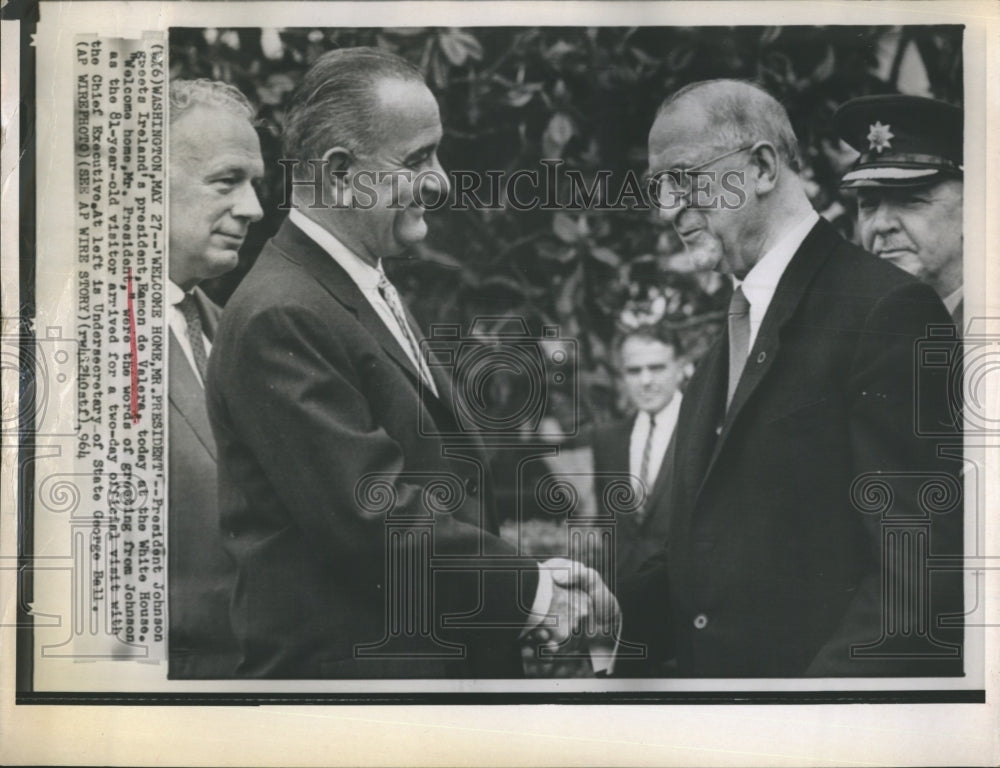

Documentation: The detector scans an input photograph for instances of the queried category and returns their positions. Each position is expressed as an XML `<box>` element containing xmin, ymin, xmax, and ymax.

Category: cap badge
<box><xmin>866</xmin><ymin>121</ymin><xmax>895</xmax><ymax>153</ymax></box>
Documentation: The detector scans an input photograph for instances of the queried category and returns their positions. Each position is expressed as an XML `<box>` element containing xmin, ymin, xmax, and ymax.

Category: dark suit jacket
<box><xmin>618</xmin><ymin>218</ymin><xmax>963</xmax><ymax>677</ymax></box>
<box><xmin>206</xmin><ymin>219</ymin><xmax>537</xmax><ymax>679</ymax></box>
<box><xmin>168</xmin><ymin>287</ymin><xmax>241</xmax><ymax>678</ymax></box>
<box><xmin>592</xmin><ymin>416</ymin><xmax>677</xmax><ymax>582</ymax></box>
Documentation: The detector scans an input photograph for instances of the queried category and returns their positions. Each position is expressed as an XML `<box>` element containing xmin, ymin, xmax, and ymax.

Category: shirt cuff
<box><xmin>588</xmin><ymin>617</ymin><xmax>622</xmax><ymax>675</ymax></box>
<box><xmin>519</xmin><ymin>563</ymin><xmax>553</xmax><ymax>638</ymax></box>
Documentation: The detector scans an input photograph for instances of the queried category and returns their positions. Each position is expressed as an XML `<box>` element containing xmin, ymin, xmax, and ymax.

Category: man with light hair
<box><xmin>617</xmin><ymin>79</ymin><xmax>962</xmax><ymax>677</ymax></box>
<box><xmin>167</xmin><ymin>78</ymin><xmax>264</xmax><ymax>678</ymax></box>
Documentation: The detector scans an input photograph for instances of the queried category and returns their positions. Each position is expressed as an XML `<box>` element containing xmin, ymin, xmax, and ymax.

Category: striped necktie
<box><xmin>376</xmin><ymin>270</ymin><xmax>439</xmax><ymax>398</ymax></box>
<box><xmin>178</xmin><ymin>293</ymin><xmax>208</xmax><ymax>383</ymax></box>
<box><xmin>727</xmin><ymin>285</ymin><xmax>751</xmax><ymax>408</ymax></box>
<box><xmin>638</xmin><ymin>413</ymin><xmax>657</xmax><ymax>500</ymax></box>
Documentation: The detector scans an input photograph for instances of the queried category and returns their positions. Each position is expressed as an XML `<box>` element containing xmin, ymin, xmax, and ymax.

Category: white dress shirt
<box><xmin>736</xmin><ymin>209</ymin><xmax>820</xmax><ymax>353</ymax></box>
<box><xmin>168</xmin><ymin>280</ymin><xmax>211</xmax><ymax>387</ymax></box>
<box><xmin>628</xmin><ymin>393</ymin><xmax>683</xmax><ymax>496</ymax></box>
<box><xmin>289</xmin><ymin>209</ymin><xmax>432</xmax><ymax>384</ymax></box>
<box><xmin>943</xmin><ymin>286</ymin><xmax>963</xmax><ymax>318</ymax></box>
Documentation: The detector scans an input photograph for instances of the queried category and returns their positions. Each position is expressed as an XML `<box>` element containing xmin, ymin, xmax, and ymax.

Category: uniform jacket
<box><xmin>618</xmin><ymin>218</ymin><xmax>963</xmax><ymax>677</ymax></box>
<box><xmin>206</xmin><ymin>219</ymin><xmax>537</xmax><ymax>679</ymax></box>
<box><xmin>168</xmin><ymin>286</ymin><xmax>241</xmax><ymax>678</ymax></box>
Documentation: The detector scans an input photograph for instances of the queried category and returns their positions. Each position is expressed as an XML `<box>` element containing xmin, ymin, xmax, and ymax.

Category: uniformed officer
<box><xmin>836</xmin><ymin>94</ymin><xmax>964</xmax><ymax>325</ymax></box>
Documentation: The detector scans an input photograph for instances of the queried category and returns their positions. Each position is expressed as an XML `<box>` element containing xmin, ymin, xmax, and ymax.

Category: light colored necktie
<box><xmin>178</xmin><ymin>293</ymin><xmax>208</xmax><ymax>383</ymax></box>
<box><xmin>376</xmin><ymin>270</ymin><xmax>439</xmax><ymax>397</ymax></box>
<box><xmin>636</xmin><ymin>413</ymin><xmax>657</xmax><ymax>523</ymax></box>
<box><xmin>727</xmin><ymin>285</ymin><xmax>751</xmax><ymax>408</ymax></box>
<box><xmin>639</xmin><ymin>414</ymin><xmax>656</xmax><ymax>495</ymax></box>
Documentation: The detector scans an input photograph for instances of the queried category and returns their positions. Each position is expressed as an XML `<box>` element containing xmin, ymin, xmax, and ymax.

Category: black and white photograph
<box><xmin>162</xmin><ymin>22</ymin><xmax>970</xmax><ymax>683</ymax></box>
<box><xmin>1</xmin><ymin>1</ymin><xmax>997</xmax><ymax>766</ymax></box>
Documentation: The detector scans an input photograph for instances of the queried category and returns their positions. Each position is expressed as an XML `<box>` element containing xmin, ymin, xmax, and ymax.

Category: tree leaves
<box><xmin>505</xmin><ymin>83</ymin><xmax>544</xmax><ymax>107</ymax></box>
<box><xmin>552</xmin><ymin>212</ymin><xmax>584</xmax><ymax>244</ymax></box>
<box><xmin>438</xmin><ymin>29</ymin><xmax>484</xmax><ymax>66</ymax></box>
<box><xmin>542</xmin><ymin>112</ymin><xmax>575</xmax><ymax>157</ymax></box>
<box><xmin>589</xmin><ymin>246</ymin><xmax>621</xmax><ymax>268</ymax></box>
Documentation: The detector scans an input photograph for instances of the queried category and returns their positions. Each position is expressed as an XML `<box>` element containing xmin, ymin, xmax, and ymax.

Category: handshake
<box><xmin>522</xmin><ymin>558</ymin><xmax>621</xmax><ymax>678</ymax></box>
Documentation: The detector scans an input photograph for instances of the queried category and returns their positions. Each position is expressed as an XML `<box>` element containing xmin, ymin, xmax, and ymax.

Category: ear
<box><xmin>321</xmin><ymin>146</ymin><xmax>354</xmax><ymax>207</ymax></box>
<box><xmin>749</xmin><ymin>142</ymin><xmax>780</xmax><ymax>195</ymax></box>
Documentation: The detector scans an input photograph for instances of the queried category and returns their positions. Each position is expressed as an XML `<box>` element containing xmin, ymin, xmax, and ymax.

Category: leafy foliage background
<box><xmin>170</xmin><ymin>25</ymin><xmax>963</xmax><ymax>439</ymax></box>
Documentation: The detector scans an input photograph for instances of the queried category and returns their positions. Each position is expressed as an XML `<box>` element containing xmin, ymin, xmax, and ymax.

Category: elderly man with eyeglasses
<box><xmin>612</xmin><ymin>79</ymin><xmax>963</xmax><ymax>678</ymax></box>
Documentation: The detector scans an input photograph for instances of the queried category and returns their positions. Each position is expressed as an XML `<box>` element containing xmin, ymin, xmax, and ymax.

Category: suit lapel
<box><xmin>695</xmin><ymin>219</ymin><xmax>837</xmax><ymax>502</ymax></box>
<box><xmin>191</xmin><ymin>286</ymin><xmax>221</xmax><ymax>341</ymax></box>
<box><xmin>612</xmin><ymin>418</ymin><xmax>633</xmax><ymax>476</ymax></box>
<box><xmin>676</xmin><ymin>338</ymin><xmax>727</xmax><ymax>514</ymax></box>
<box><xmin>399</xmin><ymin>297</ymin><xmax>455</xmax><ymax>407</ymax></box>
<box><xmin>270</xmin><ymin>219</ymin><xmax>432</xmax><ymax>396</ymax></box>
<box><xmin>169</xmin><ymin>329</ymin><xmax>216</xmax><ymax>460</ymax></box>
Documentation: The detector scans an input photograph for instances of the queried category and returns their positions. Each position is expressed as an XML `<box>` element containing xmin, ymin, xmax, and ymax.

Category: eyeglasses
<box><xmin>646</xmin><ymin>143</ymin><xmax>756</xmax><ymax>208</ymax></box>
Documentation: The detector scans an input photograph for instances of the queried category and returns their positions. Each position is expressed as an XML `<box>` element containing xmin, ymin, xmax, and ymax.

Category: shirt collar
<box><xmin>288</xmin><ymin>208</ymin><xmax>383</xmax><ymax>292</ymax></box>
<box><xmin>168</xmin><ymin>280</ymin><xmax>188</xmax><ymax>307</ymax></box>
<box><xmin>637</xmin><ymin>391</ymin><xmax>683</xmax><ymax>429</ymax></box>
<box><xmin>943</xmin><ymin>286</ymin><xmax>963</xmax><ymax>315</ymax></box>
<box><xmin>737</xmin><ymin>209</ymin><xmax>819</xmax><ymax>311</ymax></box>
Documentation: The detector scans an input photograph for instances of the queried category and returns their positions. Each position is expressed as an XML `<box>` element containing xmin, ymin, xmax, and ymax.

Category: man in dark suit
<box><xmin>206</xmin><ymin>48</ymin><xmax>614</xmax><ymax>679</ymax></box>
<box><xmin>167</xmin><ymin>79</ymin><xmax>264</xmax><ymax>677</ymax></box>
<box><xmin>617</xmin><ymin>79</ymin><xmax>963</xmax><ymax>677</ymax></box>
<box><xmin>592</xmin><ymin>326</ymin><xmax>685</xmax><ymax>581</ymax></box>
<box><xmin>836</xmin><ymin>95</ymin><xmax>964</xmax><ymax>328</ymax></box>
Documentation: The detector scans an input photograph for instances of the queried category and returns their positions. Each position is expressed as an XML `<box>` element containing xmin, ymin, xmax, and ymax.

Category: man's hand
<box><xmin>530</xmin><ymin>558</ymin><xmax>620</xmax><ymax>654</ymax></box>
<box><xmin>521</xmin><ymin>558</ymin><xmax>620</xmax><ymax>677</ymax></box>
<box><xmin>544</xmin><ymin>557</ymin><xmax>620</xmax><ymax>636</ymax></box>
<box><xmin>545</xmin><ymin>578</ymin><xmax>592</xmax><ymax>646</ymax></box>
<box><xmin>522</xmin><ymin>571</ymin><xmax>592</xmax><ymax>677</ymax></box>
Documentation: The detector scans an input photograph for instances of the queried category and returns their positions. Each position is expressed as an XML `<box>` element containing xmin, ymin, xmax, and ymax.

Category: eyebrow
<box><xmin>206</xmin><ymin>161</ymin><xmax>264</xmax><ymax>180</ymax></box>
<box><xmin>647</xmin><ymin>149</ymin><xmax>704</xmax><ymax>176</ymax></box>
<box><xmin>404</xmin><ymin>141</ymin><xmax>439</xmax><ymax>163</ymax></box>
<box><xmin>675</xmin><ymin>152</ymin><xmax>703</xmax><ymax>167</ymax></box>
<box><xmin>858</xmin><ymin>189</ymin><xmax>930</xmax><ymax>202</ymax></box>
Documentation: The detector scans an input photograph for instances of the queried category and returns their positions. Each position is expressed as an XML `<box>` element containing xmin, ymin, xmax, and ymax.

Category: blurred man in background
<box><xmin>836</xmin><ymin>95</ymin><xmax>964</xmax><ymax>326</ymax></box>
<box><xmin>592</xmin><ymin>326</ymin><xmax>685</xmax><ymax>581</ymax></box>
<box><xmin>167</xmin><ymin>79</ymin><xmax>264</xmax><ymax>677</ymax></box>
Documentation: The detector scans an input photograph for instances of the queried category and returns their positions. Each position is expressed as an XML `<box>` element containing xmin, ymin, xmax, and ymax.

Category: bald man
<box><xmin>616</xmin><ymin>79</ymin><xmax>962</xmax><ymax>677</ymax></box>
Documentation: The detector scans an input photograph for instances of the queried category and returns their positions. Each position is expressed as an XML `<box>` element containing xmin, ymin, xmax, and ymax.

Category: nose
<box><xmin>656</xmin><ymin>183</ymin><xmax>688</xmax><ymax>226</ymax></box>
<box><xmin>867</xmin><ymin>200</ymin><xmax>898</xmax><ymax>236</ymax></box>
<box><xmin>233</xmin><ymin>181</ymin><xmax>264</xmax><ymax>223</ymax></box>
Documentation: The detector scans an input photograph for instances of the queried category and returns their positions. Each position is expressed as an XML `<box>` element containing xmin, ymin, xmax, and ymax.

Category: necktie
<box><xmin>632</xmin><ymin>413</ymin><xmax>659</xmax><ymax>527</ymax></box>
<box><xmin>376</xmin><ymin>271</ymin><xmax>439</xmax><ymax>398</ymax></box>
<box><xmin>727</xmin><ymin>285</ymin><xmax>751</xmax><ymax>408</ymax></box>
<box><xmin>178</xmin><ymin>293</ymin><xmax>208</xmax><ymax>383</ymax></box>
<box><xmin>638</xmin><ymin>413</ymin><xmax>657</xmax><ymax>501</ymax></box>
